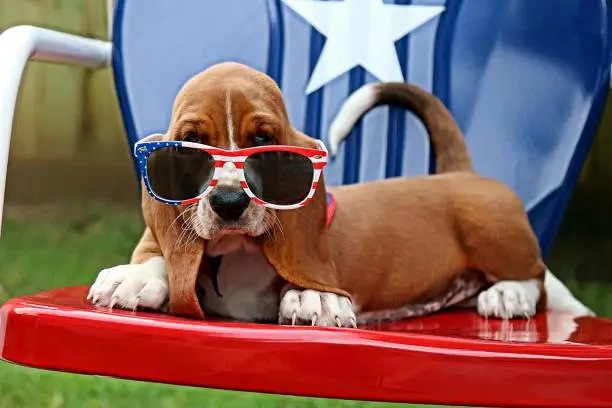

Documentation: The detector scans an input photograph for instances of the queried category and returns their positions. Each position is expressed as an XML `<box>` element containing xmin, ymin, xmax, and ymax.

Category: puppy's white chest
<box><xmin>198</xmin><ymin>250</ymin><xmax>279</xmax><ymax>322</ymax></box>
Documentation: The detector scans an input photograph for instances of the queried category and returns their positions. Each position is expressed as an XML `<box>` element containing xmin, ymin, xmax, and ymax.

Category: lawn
<box><xmin>0</xmin><ymin>198</ymin><xmax>610</xmax><ymax>408</ymax></box>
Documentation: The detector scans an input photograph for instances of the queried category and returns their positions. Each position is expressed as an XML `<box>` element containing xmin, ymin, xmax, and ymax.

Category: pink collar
<box><xmin>326</xmin><ymin>192</ymin><xmax>336</xmax><ymax>227</ymax></box>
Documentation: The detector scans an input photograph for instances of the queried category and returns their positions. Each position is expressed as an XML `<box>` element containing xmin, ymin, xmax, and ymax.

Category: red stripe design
<box><xmin>181</xmin><ymin>198</ymin><xmax>200</xmax><ymax>205</ymax></box>
<box><xmin>197</xmin><ymin>146</ymin><xmax>325</xmax><ymax>157</ymax></box>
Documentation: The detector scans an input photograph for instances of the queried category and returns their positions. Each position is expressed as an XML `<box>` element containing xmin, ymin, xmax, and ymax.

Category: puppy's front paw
<box><xmin>477</xmin><ymin>279</ymin><xmax>540</xmax><ymax>320</ymax></box>
<box><xmin>279</xmin><ymin>288</ymin><xmax>356</xmax><ymax>328</ymax></box>
<box><xmin>87</xmin><ymin>257</ymin><xmax>168</xmax><ymax>311</ymax></box>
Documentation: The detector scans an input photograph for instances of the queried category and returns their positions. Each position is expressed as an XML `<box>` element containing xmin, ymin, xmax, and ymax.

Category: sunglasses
<box><xmin>134</xmin><ymin>134</ymin><xmax>329</xmax><ymax>209</ymax></box>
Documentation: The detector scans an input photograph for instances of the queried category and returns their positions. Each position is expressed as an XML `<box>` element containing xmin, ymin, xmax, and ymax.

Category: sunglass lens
<box><xmin>146</xmin><ymin>146</ymin><xmax>215</xmax><ymax>202</ymax></box>
<box><xmin>244</xmin><ymin>151</ymin><xmax>314</xmax><ymax>206</ymax></box>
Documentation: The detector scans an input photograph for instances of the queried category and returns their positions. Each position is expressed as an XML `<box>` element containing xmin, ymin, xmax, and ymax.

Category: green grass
<box><xmin>0</xmin><ymin>363</ymin><xmax>409</xmax><ymax>408</ymax></box>
<box><xmin>0</xmin><ymin>203</ymin><xmax>431</xmax><ymax>408</ymax></box>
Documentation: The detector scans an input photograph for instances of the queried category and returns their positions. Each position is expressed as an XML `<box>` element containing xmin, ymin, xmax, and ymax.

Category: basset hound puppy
<box><xmin>88</xmin><ymin>62</ymin><xmax>593</xmax><ymax>326</ymax></box>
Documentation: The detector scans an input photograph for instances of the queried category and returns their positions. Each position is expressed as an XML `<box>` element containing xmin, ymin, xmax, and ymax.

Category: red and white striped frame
<box><xmin>134</xmin><ymin>133</ymin><xmax>329</xmax><ymax>210</ymax></box>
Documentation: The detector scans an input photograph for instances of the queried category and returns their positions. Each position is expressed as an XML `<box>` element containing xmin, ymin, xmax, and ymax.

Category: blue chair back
<box><xmin>112</xmin><ymin>0</ymin><xmax>612</xmax><ymax>256</ymax></box>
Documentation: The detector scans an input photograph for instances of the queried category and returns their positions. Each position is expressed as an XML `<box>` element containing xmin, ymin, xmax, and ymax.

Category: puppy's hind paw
<box><xmin>477</xmin><ymin>279</ymin><xmax>540</xmax><ymax>320</ymax></box>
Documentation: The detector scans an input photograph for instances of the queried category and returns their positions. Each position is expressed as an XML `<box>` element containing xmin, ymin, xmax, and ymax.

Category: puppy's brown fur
<box><xmin>131</xmin><ymin>62</ymin><xmax>545</xmax><ymax>320</ymax></box>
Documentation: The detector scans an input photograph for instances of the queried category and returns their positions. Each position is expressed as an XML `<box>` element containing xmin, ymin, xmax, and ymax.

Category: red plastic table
<box><xmin>2</xmin><ymin>286</ymin><xmax>612</xmax><ymax>407</ymax></box>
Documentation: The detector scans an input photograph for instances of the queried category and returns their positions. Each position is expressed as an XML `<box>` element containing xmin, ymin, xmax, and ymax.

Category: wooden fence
<box><xmin>1</xmin><ymin>0</ymin><xmax>136</xmax><ymax>205</ymax></box>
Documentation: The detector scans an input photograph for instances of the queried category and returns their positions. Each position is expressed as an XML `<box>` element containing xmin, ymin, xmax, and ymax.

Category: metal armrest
<box><xmin>0</xmin><ymin>25</ymin><xmax>112</xmax><ymax>237</ymax></box>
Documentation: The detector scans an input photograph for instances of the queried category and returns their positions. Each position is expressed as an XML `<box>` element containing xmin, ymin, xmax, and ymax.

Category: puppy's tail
<box><xmin>329</xmin><ymin>82</ymin><xmax>473</xmax><ymax>173</ymax></box>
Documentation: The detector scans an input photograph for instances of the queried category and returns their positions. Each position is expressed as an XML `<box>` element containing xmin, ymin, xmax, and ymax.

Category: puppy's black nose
<box><xmin>209</xmin><ymin>188</ymin><xmax>250</xmax><ymax>221</ymax></box>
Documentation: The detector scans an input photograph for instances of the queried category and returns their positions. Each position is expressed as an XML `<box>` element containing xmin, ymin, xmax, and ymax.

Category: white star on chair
<box><xmin>282</xmin><ymin>0</ymin><xmax>445</xmax><ymax>94</ymax></box>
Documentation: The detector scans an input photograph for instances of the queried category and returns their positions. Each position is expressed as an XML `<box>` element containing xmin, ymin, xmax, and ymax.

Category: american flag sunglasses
<box><xmin>134</xmin><ymin>134</ymin><xmax>328</xmax><ymax>210</ymax></box>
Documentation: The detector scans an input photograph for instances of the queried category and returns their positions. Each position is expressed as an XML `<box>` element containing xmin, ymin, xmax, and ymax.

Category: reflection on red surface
<box><xmin>2</xmin><ymin>286</ymin><xmax>612</xmax><ymax>407</ymax></box>
<box><xmin>363</xmin><ymin>308</ymin><xmax>612</xmax><ymax>346</ymax></box>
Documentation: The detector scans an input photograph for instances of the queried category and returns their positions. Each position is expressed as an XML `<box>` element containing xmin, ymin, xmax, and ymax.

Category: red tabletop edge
<box><xmin>2</xmin><ymin>286</ymin><xmax>612</xmax><ymax>408</ymax></box>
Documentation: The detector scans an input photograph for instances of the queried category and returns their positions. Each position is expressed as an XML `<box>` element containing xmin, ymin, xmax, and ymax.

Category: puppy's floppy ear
<box><xmin>140</xmin><ymin>133</ymin><xmax>205</xmax><ymax>319</ymax></box>
<box><xmin>260</xmin><ymin>130</ymin><xmax>350</xmax><ymax>299</ymax></box>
